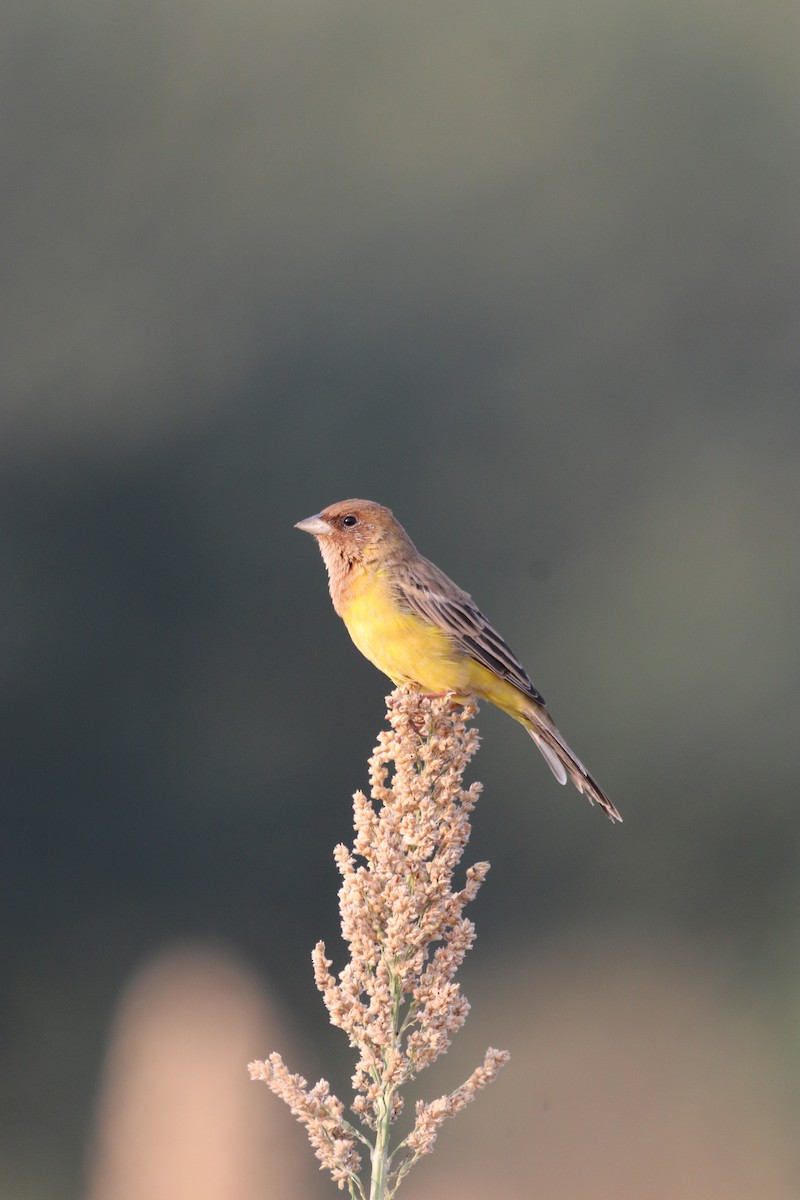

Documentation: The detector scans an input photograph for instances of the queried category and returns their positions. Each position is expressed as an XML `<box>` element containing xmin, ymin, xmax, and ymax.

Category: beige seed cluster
<box><xmin>247</xmin><ymin>1056</ymin><xmax>361</xmax><ymax>1188</ymax></box>
<box><xmin>249</xmin><ymin>689</ymin><xmax>509</xmax><ymax>1197</ymax></box>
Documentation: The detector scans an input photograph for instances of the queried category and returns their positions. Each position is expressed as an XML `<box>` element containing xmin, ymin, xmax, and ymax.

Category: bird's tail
<box><xmin>524</xmin><ymin>707</ymin><xmax>622</xmax><ymax>823</ymax></box>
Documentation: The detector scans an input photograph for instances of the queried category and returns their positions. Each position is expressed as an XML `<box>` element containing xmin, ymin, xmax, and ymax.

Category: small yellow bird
<box><xmin>296</xmin><ymin>499</ymin><xmax>620</xmax><ymax>822</ymax></box>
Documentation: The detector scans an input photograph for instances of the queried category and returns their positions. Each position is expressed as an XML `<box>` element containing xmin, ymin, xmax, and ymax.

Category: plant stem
<box><xmin>370</xmin><ymin>964</ymin><xmax>404</xmax><ymax>1200</ymax></box>
<box><xmin>369</xmin><ymin>1089</ymin><xmax>393</xmax><ymax>1200</ymax></box>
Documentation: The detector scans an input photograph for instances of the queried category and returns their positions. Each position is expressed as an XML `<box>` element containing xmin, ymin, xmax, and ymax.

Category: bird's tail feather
<box><xmin>526</xmin><ymin>710</ymin><xmax>621</xmax><ymax>823</ymax></box>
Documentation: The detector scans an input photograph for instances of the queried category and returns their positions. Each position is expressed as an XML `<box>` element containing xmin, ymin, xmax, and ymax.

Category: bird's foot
<box><xmin>421</xmin><ymin>691</ymin><xmax>466</xmax><ymax>714</ymax></box>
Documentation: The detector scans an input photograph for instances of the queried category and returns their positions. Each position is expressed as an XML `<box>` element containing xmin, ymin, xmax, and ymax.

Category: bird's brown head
<box><xmin>295</xmin><ymin>499</ymin><xmax>414</xmax><ymax>593</ymax></box>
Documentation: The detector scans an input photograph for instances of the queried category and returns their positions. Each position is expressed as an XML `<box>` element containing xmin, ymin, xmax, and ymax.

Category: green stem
<box><xmin>369</xmin><ymin>1088</ymin><xmax>393</xmax><ymax>1200</ymax></box>
<box><xmin>368</xmin><ymin>966</ymin><xmax>405</xmax><ymax>1200</ymax></box>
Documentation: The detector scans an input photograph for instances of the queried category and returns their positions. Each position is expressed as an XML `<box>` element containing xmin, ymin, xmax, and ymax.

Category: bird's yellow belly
<box><xmin>339</xmin><ymin>581</ymin><xmax>471</xmax><ymax>695</ymax></box>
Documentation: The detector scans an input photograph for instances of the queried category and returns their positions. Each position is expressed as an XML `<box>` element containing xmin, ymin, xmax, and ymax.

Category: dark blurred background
<box><xmin>3</xmin><ymin>0</ymin><xmax>800</xmax><ymax>1196</ymax></box>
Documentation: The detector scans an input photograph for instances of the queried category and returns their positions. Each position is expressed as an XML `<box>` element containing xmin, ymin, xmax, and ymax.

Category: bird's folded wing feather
<box><xmin>394</xmin><ymin>558</ymin><xmax>545</xmax><ymax>704</ymax></box>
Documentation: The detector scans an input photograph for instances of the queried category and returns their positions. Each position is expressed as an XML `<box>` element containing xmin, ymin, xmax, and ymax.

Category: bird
<box><xmin>295</xmin><ymin>499</ymin><xmax>620</xmax><ymax>822</ymax></box>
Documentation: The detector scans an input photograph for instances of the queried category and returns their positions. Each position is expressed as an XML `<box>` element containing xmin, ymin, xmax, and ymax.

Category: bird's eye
<box><xmin>341</xmin><ymin>514</ymin><xmax>358</xmax><ymax>527</ymax></box>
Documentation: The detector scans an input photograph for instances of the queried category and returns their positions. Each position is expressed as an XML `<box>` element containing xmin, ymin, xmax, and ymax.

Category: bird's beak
<box><xmin>295</xmin><ymin>513</ymin><xmax>334</xmax><ymax>537</ymax></box>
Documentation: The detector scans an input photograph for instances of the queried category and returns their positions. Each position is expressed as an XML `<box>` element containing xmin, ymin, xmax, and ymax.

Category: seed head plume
<box><xmin>249</xmin><ymin>689</ymin><xmax>509</xmax><ymax>1199</ymax></box>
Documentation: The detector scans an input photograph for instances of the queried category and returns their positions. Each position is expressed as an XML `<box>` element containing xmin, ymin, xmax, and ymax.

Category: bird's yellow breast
<box><xmin>333</xmin><ymin>566</ymin><xmax>535</xmax><ymax>723</ymax></box>
<box><xmin>337</xmin><ymin>571</ymin><xmax>473</xmax><ymax>695</ymax></box>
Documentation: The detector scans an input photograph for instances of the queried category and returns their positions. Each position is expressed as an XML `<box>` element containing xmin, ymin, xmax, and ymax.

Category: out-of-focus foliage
<box><xmin>2</xmin><ymin>0</ymin><xmax>799</xmax><ymax>1196</ymax></box>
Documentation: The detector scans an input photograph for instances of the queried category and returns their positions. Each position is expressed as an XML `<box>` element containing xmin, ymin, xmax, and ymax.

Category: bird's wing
<box><xmin>394</xmin><ymin>558</ymin><xmax>545</xmax><ymax>704</ymax></box>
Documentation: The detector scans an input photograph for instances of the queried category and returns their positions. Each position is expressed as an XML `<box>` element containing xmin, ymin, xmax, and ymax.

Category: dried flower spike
<box><xmin>249</xmin><ymin>688</ymin><xmax>509</xmax><ymax>1199</ymax></box>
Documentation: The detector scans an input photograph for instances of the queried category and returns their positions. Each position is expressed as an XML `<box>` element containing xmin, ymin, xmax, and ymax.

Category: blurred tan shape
<box><xmin>85</xmin><ymin>943</ymin><xmax>318</xmax><ymax>1200</ymax></box>
<box><xmin>403</xmin><ymin>938</ymin><xmax>798</xmax><ymax>1200</ymax></box>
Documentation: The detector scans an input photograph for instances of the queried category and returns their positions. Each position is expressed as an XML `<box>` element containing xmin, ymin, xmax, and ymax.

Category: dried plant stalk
<box><xmin>249</xmin><ymin>688</ymin><xmax>509</xmax><ymax>1199</ymax></box>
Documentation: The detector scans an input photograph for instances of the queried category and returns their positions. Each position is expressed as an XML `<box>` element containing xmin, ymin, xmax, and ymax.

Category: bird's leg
<box><xmin>421</xmin><ymin>690</ymin><xmax>465</xmax><ymax>712</ymax></box>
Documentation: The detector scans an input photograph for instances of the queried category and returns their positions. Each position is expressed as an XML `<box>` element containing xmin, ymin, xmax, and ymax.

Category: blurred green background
<box><xmin>3</xmin><ymin>0</ymin><xmax>800</xmax><ymax>1196</ymax></box>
